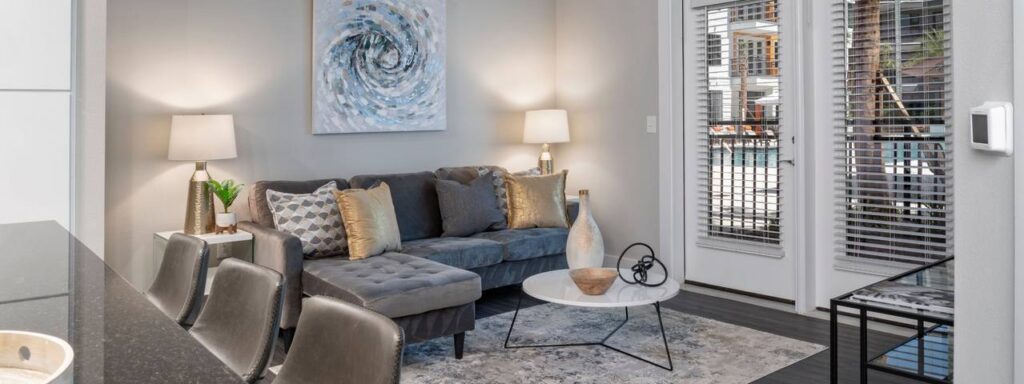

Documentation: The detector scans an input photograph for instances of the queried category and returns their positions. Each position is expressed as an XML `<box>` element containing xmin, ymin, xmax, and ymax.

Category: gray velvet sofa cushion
<box><xmin>471</xmin><ymin>228</ymin><xmax>569</xmax><ymax>262</ymax></box>
<box><xmin>435</xmin><ymin>174</ymin><xmax>505</xmax><ymax>237</ymax></box>
<box><xmin>249</xmin><ymin>179</ymin><xmax>350</xmax><ymax>228</ymax></box>
<box><xmin>436</xmin><ymin>166</ymin><xmax>511</xmax><ymax>230</ymax></box>
<box><xmin>350</xmin><ymin>172</ymin><xmax>442</xmax><ymax>242</ymax></box>
<box><xmin>301</xmin><ymin>253</ymin><xmax>481</xmax><ymax>318</ymax></box>
<box><xmin>401</xmin><ymin>237</ymin><xmax>504</xmax><ymax>270</ymax></box>
<box><xmin>435</xmin><ymin>165</ymin><xmax>507</xmax><ymax>184</ymax></box>
<box><xmin>473</xmin><ymin>253</ymin><xmax>568</xmax><ymax>290</ymax></box>
<box><xmin>393</xmin><ymin>302</ymin><xmax>475</xmax><ymax>344</ymax></box>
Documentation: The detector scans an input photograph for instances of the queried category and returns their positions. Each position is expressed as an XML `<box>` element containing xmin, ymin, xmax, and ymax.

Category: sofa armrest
<box><xmin>238</xmin><ymin>221</ymin><xmax>304</xmax><ymax>329</ymax></box>
<box><xmin>567</xmin><ymin>200</ymin><xmax>580</xmax><ymax>225</ymax></box>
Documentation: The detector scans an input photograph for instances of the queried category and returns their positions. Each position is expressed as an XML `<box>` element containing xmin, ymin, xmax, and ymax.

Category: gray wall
<box><xmin>555</xmin><ymin>0</ymin><xmax>660</xmax><ymax>258</ymax></box>
<box><xmin>106</xmin><ymin>0</ymin><xmax>557</xmax><ymax>289</ymax></box>
<box><xmin>952</xmin><ymin>0</ymin><xmax>1016</xmax><ymax>381</ymax></box>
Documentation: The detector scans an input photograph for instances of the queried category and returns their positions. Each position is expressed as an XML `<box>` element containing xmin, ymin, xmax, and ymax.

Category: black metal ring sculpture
<box><xmin>616</xmin><ymin>242</ymin><xmax>668</xmax><ymax>287</ymax></box>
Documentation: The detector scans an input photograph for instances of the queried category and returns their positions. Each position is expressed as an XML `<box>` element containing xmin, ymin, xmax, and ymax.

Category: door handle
<box><xmin>779</xmin><ymin>159</ymin><xmax>795</xmax><ymax>166</ymax></box>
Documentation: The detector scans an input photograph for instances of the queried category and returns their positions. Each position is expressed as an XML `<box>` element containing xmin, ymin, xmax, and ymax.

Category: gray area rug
<box><xmin>402</xmin><ymin>303</ymin><xmax>824</xmax><ymax>383</ymax></box>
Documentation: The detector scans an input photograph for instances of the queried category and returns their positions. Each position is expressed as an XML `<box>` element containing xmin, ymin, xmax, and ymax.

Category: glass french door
<box><xmin>683</xmin><ymin>0</ymin><xmax>797</xmax><ymax>300</ymax></box>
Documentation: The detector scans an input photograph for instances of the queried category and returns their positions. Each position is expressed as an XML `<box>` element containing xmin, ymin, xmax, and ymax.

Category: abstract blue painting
<box><xmin>313</xmin><ymin>0</ymin><xmax>446</xmax><ymax>134</ymax></box>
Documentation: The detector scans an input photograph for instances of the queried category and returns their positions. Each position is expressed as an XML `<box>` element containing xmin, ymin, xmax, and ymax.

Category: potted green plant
<box><xmin>207</xmin><ymin>178</ymin><xmax>244</xmax><ymax>234</ymax></box>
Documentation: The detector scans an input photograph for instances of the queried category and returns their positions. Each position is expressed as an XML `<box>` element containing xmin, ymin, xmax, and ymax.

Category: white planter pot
<box><xmin>215</xmin><ymin>212</ymin><xmax>237</xmax><ymax>228</ymax></box>
<box><xmin>565</xmin><ymin>190</ymin><xmax>604</xmax><ymax>270</ymax></box>
<box><xmin>0</xmin><ymin>330</ymin><xmax>74</xmax><ymax>384</ymax></box>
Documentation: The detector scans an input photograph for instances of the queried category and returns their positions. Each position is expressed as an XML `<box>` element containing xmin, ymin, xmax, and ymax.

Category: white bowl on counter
<box><xmin>0</xmin><ymin>331</ymin><xmax>74</xmax><ymax>384</ymax></box>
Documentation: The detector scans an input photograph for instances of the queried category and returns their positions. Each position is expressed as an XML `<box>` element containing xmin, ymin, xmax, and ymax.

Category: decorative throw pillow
<box><xmin>436</xmin><ymin>173</ymin><xmax>506</xmax><ymax>237</ymax></box>
<box><xmin>505</xmin><ymin>170</ymin><xmax>569</xmax><ymax>229</ymax></box>
<box><xmin>476</xmin><ymin>167</ymin><xmax>508</xmax><ymax>228</ymax></box>
<box><xmin>333</xmin><ymin>182</ymin><xmax>402</xmax><ymax>260</ymax></box>
<box><xmin>266</xmin><ymin>181</ymin><xmax>346</xmax><ymax>258</ymax></box>
<box><xmin>478</xmin><ymin>166</ymin><xmax>543</xmax><ymax>229</ymax></box>
<box><xmin>513</xmin><ymin>167</ymin><xmax>543</xmax><ymax>177</ymax></box>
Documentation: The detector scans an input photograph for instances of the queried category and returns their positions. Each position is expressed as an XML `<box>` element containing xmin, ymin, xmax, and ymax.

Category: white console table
<box><xmin>151</xmin><ymin>230</ymin><xmax>253</xmax><ymax>294</ymax></box>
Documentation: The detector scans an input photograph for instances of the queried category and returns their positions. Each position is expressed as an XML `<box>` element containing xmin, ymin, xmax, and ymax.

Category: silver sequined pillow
<box><xmin>266</xmin><ymin>182</ymin><xmax>346</xmax><ymax>258</ymax></box>
<box><xmin>478</xmin><ymin>167</ymin><xmax>542</xmax><ymax>230</ymax></box>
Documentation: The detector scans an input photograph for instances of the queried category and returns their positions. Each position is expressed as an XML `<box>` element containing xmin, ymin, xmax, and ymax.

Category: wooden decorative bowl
<box><xmin>569</xmin><ymin>268</ymin><xmax>618</xmax><ymax>295</ymax></box>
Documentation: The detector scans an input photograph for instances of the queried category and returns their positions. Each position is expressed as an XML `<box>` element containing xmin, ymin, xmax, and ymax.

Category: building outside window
<box><xmin>700</xmin><ymin>0</ymin><xmax>782</xmax><ymax>244</ymax></box>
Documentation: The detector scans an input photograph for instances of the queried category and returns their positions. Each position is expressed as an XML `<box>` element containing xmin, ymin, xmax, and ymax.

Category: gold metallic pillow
<box><xmin>505</xmin><ymin>170</ymin><xmax>569</xmax><ymax>229</ymax></box>
<box><xmin>333</xmin><ymin>182</ymin><xmax>402</xmax><ymax>260</ymax></box>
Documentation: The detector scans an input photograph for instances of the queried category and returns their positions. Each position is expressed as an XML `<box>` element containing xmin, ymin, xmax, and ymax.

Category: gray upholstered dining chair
<box><xmin>189</xmin><ymin>258</ymin><xmax>284</xmax><ymax>384</ymax></box>
<box><xmin>145</xmin><ymin>233</ymin><xmax>209</xmax><ymax>326</ymax></box>
<box><xmin>273</xmin><ymin>296</ymin><xmax>405</xmax><ymax>384</ymax></box>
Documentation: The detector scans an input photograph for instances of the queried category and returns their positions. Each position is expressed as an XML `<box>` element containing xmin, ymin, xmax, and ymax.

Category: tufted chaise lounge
<box><xmin>238</xmin><ymin>167</ymin><xmax>578</xmax><ymax>358</ymax></box>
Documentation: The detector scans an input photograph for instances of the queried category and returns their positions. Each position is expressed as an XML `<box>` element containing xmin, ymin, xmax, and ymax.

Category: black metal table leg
<box><xmin>860</xmin><ymin>308</ymin><xmax>868</xmax><ymax>384</ymax></box>
<box><xmin>917</xmin><ymin>319</ymin><xmax>925</xmax><ymax>376</ymax></box>
<box><xmin>504</xmin><ymin>299</ymin><xmax>673</xmax><ymax>371</ymax></box>
<box><xmin>503</xmin><ymin>290</ymin><xmax>524</xmax><ymax>349</ymax></box>
<box><xmin>505</xmin><ymin>305</ymin><xmax>630</xmax><ymax>349</ymax></box>
<box><xmin>830</xmin><ymin>301</ymin><xmax>838</xmax><ymax>384</ymax></box>
<box><xmin>655</xmin><ymin>302</ymin><xmax>674</xmax><ymax>371</ymax></box>
<box><xmin>598</xmin><ymin>307</ymin><xmax>629</xmax><ymax>345</ymax></box>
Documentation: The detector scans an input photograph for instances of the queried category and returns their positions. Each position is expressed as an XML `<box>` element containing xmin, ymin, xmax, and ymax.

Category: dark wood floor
<box><xmin>269</xmin><ymin>286</ymin><xmax>919</xmax><ymax>383</ymax></box>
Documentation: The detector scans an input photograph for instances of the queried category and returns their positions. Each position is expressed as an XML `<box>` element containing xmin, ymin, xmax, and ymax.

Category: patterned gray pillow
<box><xmin>266</xmin><ymin>181</ymin><xmax>346</xmax><ymax>258</ymax></box>
<box><xmin>478</xmin><ymin>166</ymin><xmax>542</xmax><ymax>230</ymax></box>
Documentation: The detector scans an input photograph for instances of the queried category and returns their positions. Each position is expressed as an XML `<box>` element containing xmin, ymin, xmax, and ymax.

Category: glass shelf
<box><xmin>831</xmin><ymin>257</ymin><xmax>954</xmax><ymax>384</ymax></box>
<box><xmin>836</xmin><ymin>258</ymin><xmax>955</xmax><ymax>324</ymax></box>
<box><xmin>868</xmin><ymin>325</ymin><xmax>953</xmax><ymax>384</ymax></box>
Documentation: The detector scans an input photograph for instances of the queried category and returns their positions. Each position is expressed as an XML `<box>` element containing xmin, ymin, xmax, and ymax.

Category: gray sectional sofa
<box><xmin>238</xmin><ymin>166</ymin><xmax>577</xmax><ymax>358</ymax></box>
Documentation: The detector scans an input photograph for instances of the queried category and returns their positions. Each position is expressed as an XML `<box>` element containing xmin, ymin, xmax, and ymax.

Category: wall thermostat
<box><xmin>970</xmin><ymin>102</ymin><xmax>1013</xmax><ymax>155</ymax></box>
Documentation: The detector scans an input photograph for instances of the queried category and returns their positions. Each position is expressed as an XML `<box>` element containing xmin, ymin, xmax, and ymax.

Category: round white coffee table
<box><xmin>504</xmin><ymin>269</ymin><xmax>681</xmax><ymax>371</ymax></box>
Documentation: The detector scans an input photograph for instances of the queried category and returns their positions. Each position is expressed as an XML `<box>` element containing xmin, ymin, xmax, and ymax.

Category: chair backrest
<box><xmin>189</xmin><ymin>258</ymin><xmax>284</xmax><ymax>384</ymax></box>
<box><xmin>273</xmin><ymin>296</ymin><xmax>404</xmax><ymax>384</ymax></box>
<box><xmin>146</xmin><ymin>233</ymin><xmax>209</xmax><ymax>325</ymax></box>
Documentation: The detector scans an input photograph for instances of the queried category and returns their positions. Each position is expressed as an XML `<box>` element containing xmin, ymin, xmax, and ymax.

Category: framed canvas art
<box><xmin>313</xmin><ymin>0</ymin><xmax>446</xmax><ymax>134</ymax></box>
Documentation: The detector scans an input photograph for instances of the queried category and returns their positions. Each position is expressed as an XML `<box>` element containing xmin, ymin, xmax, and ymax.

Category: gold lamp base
<box><xmin>538</xmin><ymin>143</ymin><xmax>554</xmax><ymax>175</ymax></box>
<box><xmin>184</xmin><ymin>161</ymin><xmax>215</xmax><ymax>235</ymax></box>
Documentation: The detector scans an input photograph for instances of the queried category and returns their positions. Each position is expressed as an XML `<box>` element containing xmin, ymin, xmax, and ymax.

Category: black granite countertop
<box><xmin>0</xmin><ymin>221</ymin><xmax>243</xmax><ymax>383</ymax></box>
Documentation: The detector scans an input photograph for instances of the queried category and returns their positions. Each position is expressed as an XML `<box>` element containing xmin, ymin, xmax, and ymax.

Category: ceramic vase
<box><xmin>566</xmin><ymin>190</ymin><xmax>604</xmax><ymax>270</ymax></box>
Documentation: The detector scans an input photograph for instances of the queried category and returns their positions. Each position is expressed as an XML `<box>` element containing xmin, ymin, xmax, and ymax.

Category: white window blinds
<box><xmin>697</xmin><ymin>0</ymin><xmax>783</xmax><ymax>246</ymax></box>
<box><xmin>834</xmin><ymin>0</ymin><xmax>952</xmax><ymax>270</ymax></box>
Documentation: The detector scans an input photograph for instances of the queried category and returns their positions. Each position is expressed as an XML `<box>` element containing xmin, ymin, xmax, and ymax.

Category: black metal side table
<box><xmin>830</xmin><ymin>257</ymin><xmax>954</xmax><ymax>384</ymax></box>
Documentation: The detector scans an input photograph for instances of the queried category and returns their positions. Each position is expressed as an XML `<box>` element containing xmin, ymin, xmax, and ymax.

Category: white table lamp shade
<box><xmin>168</xmin><ymin>115</ymin><xmax>237</xmax><ymax>161</ymax></box>
<box><xmin>523</xmin><ymin>109</ymin><xmax>570</xmax><ymax>144</ymax></box>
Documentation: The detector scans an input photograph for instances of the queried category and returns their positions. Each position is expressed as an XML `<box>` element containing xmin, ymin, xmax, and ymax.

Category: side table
<box><xmin>830</xmin><ymin>257</ymin><xmax>954</xmax><ymax>384</ymax></box>
<box><xmin>151</xmin><ymin>230</ymin><xmax>254</xmax><ymax>294</ymax></box>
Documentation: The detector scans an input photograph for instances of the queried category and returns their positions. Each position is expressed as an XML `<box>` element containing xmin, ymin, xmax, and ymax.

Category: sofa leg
<box><xmin>281</xmin><ymin>328</ymin><xmax>296</xmax><ymax>353</ymax></box>
<box><xmin>454</xmin><ymin>332</ymin><xmax>465</xmax><ymax>359</ymax></box>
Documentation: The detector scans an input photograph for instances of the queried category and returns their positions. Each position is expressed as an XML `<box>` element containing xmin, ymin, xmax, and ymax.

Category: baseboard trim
<box><xmin>684</xmin><ymin>281</ymin><xmax>920</xmax><ymax>330</ymax></box>
<box><xmin>685</xmin><ymin>280</ymin><xmax>795</xmax><ymax>305</ymax></box>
